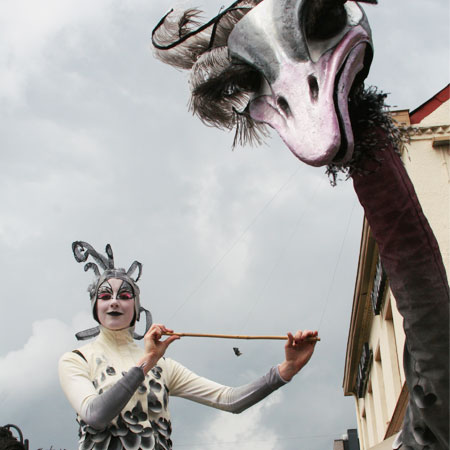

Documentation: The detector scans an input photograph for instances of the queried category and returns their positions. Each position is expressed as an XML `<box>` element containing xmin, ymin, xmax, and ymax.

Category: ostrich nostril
<box><xmin>308</xmin><ymin>75</ymin><xmax>319</xmax><ymax>102</ymax></box>
<box><xmin>277</xmin><ymin>96</ymin><xmax>291</xmax><ymax>116</ymax></box>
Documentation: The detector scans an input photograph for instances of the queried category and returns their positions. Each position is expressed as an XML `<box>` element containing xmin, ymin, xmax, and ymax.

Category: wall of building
<box><xmin>403</xmin><ymin>101</ymin><xmax>450</xmax><ymax>273</ymax></box>
<box><xmin>354</xmin><ymin>292</ymin><xmax>405</xmax><ymax>448</ymax></box>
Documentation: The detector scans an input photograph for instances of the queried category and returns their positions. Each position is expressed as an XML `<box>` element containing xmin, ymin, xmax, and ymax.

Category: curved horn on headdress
<box><xmin>75</xmin><ymin>325</ymin><xmax>100</xmax><ymax>341</ymax></box>
<box><xmin>133</xmin><ymin>307</ymin><xmax>153</xmax><ymax>340</ymax></box>
<box><xmin>83</xmin><ymin>262</ymin><xmax>101</xmax><ymax>277</ymax></box>
<box><xmin>105</xmin><ymin>244</ymin><xmax>115</xmax><ymax>269</ymax></box>
<box><xmin>72</xmin><ymin>241</ymin><xmax>111</xmax><ymax>270</ymax></box>
<box><xmin>127</xmin><ymin>261</ymin><xmax>143</xmax><ymax>282</ymax></box>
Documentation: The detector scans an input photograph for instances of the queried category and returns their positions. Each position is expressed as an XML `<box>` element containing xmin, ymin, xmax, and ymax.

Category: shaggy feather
<box><xmin>326</xmin><ymin>86</ymin><xmax>408</xmax><ymax>185</ymax></box>
<box><xmin>233</xmin><ymin>108</ymin><xmax>269</xmax><ymax>147</ymax></box>
<box><xmin>152</xmin><ymin>2</ymin><xmax>261</xmax><ymax>70</ymax></box>
<box><xmin>189</xmin><ymin>47</ymin><xmax>268</xmax><ymax>147</ymax></box>
<box><xmin>153</xmin><ymin>9</ymin><xmax>210</xmax><ymax>69</ymax></box>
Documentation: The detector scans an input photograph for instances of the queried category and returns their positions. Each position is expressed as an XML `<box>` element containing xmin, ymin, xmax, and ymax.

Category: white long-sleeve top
<box><xmin>59</xmin><ymin>326</ymin><xmax>287</xmax><ymax>450</ymax></box>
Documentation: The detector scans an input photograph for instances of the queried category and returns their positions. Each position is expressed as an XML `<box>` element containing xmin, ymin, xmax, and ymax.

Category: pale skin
<box><xmin>96</xmin><ymin>278</ymin><xmax>135</xmax><ymax>330</ymax></box>
<box><xmin>97</xmin><ymin>278</ymin><xmax>318</xmax><ymax>379</ymax></box>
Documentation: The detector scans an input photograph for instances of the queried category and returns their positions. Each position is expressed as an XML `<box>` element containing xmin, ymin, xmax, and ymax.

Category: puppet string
<box><xmin>239</xmin><ymin>175</ymin><xmax>324</xmax><ymax>330</ymax></box>
<box><xmin>316</xmin><ymin>198</ymin><xmax>359</xmax><ymax>331</ymax></box>
<box><xmin>167</xmin><ymin>166</ymin><xmax>302</xmax><ymax>322</ymax></box>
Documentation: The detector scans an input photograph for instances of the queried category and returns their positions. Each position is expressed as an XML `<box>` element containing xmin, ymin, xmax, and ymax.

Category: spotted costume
<box><xmin>59</xmin><ymin>326</ymin><xmax>287</xmax><ymax>450</ymax></box>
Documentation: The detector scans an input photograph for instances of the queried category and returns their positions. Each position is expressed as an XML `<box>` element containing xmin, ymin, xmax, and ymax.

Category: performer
<box><xmin>59</xmin><ymin>241</ymin><xmax>317</xmax><ymax>450</ymax></box>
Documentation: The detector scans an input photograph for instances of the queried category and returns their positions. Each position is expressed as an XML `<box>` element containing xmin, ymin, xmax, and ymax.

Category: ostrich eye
<box><xmin>230</xmin><ymin>67</ymin><xmax>263</xmax><ymax>94</ymax></box>
<box><xmin>302</xmin><ymin>0</ymin><xmax>347</xmax><ymax>41</ymax></box>
<box><xmin>223</xmin><ymin>83</ymin><xmax>236</xmax><ymax>96</ymax></box>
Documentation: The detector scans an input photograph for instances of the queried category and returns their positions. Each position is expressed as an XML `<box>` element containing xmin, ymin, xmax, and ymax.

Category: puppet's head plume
<box><xmin>153</xmin><ymin>1</ymin><xmax>268</xmax><ymax>147</ymax></box>
<box><xmin>72</xmin><ymin>241</ymin><xmax>151</xmax><ymax>340</ymax></box>
<box><xmin>153</xmin><ymin>0</ymin><xmax>376</xmax><ymax>164</ymax></box>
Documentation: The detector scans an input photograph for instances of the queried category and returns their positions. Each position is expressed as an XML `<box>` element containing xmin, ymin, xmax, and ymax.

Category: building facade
<box><xmin>342</xmin><ymin>85</ymin><xmax>449</xmax><ymax>450</ymax></box>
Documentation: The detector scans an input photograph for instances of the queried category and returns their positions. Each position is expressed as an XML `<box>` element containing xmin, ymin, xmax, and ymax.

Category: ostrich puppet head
<box><xmin>153</xmin><ymin>0</ymin><xmax>380</xmax><ymax>170</ymax></box>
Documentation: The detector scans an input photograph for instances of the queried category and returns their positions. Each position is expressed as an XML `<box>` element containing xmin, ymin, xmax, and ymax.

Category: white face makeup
<box><xmin>96</xmin><ymin>278</ymin><xmax>135</xmax><ymax>330</ymax></box>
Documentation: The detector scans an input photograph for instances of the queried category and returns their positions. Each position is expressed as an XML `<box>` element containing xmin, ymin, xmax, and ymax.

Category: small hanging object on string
<box><xmin>163</xmin><ymin>332</ymin><xmax>320</xmax><ymax>342</ymax></box>
<box><xmin>233</xmin><ymin>347</ymin><xmax>242</xmax><ymax>356</ymax></box>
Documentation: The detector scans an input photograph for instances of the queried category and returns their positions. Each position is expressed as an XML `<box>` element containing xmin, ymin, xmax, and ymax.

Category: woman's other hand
<box><xmin>138</xmin><ymin>324</ymin><xmax>179</xmax><ymax>374</ymax></box>
<box><xmin>278</xmin><ymin>330</ymin><xmax>318</xmax><ymax>381</ymax></box>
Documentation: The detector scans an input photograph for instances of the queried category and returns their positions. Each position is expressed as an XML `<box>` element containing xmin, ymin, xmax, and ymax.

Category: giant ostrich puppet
<box><xmin>151</xmin><ymin>1</ymin><xmax>449</xmax><ymax>449</ymax></box>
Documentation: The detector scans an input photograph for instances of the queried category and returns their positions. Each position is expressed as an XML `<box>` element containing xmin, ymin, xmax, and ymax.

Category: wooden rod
<box><xmin>164</xmin><ymin>332</ymin><xmax>320</xmax><ymax>342</ymax></box>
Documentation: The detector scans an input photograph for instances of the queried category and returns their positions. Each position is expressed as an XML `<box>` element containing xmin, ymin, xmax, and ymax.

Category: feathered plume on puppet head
<box><xmin>152</xmin><ymin>0</ymin><xmax>268</xmax><ymax>147</ymax></box>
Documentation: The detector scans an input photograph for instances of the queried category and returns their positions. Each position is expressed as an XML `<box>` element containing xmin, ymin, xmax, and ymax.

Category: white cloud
<box><xmin>0</xmin><ymin>312</ymin><xmax>91</xmax><ymax>412</ymax></box>
<box><xmin>195</xmin><ymin>391</ymin><xmax>283</xmax><ymax>450</ymax></box>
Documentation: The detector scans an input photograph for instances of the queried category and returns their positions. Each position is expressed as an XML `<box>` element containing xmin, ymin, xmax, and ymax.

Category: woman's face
<box><xmin>96</xmin><ymin>278</ymin><xmax>135</xmax><ymax>330</ymax></box>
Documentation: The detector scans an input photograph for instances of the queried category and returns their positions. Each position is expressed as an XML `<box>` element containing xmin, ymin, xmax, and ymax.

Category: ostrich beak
<box><xmin>228</xmin><ymin>0</ymin><xmax>373</xmax><ymax>167</ymax></box>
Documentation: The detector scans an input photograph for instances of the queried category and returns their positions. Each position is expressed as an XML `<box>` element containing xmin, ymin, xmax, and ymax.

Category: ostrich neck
<box><xmin>351</xmin><ymin>130</ymin><xmax>449</xmax><ymax>449</ymax></box>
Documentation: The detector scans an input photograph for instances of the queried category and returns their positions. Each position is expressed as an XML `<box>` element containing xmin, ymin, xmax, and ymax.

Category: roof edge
<box><xmin>410</xmin><ymin>83</ymin><xmax>450</xmax><ymax>124</ymax></box>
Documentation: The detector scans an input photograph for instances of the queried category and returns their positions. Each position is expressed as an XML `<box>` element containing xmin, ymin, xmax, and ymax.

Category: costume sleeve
<box><xmin>165</xmin><ymin>359</ymin><xmax>288</xmax><ymax>414</ymax></box>
<box><xmin>58</xmin><ymin>351</ymin><xmax>145</xmax><ymax>430</ymax></box>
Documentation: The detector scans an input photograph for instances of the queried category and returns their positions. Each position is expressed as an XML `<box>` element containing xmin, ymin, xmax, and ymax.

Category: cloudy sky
<box><xmin>0</xmin><ymin>1</ymin><xmax>448</xmax><ymax>449</ymax></box>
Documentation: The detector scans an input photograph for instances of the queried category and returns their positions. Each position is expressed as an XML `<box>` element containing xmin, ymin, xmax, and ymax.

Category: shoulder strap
<box><xmin>72</xmin><ymin>349</ymin><xmax>87</xmax><ymax>362</ymax></box>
